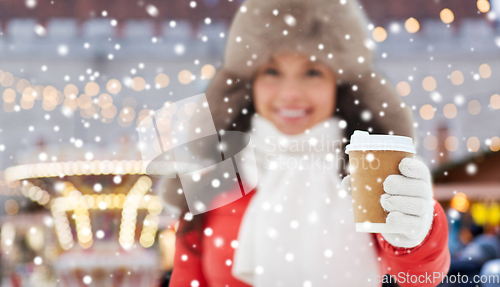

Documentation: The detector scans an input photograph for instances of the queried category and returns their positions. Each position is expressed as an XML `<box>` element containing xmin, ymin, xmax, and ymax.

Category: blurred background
<box><xmin>1</xmin><ymin>0</ymin><xmax>500</xmax><ymax>286</ymax></box>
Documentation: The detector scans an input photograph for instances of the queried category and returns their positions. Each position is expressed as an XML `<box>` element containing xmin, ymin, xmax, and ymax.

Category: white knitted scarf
<box><xmin>232</xmin><ymin>113</ymin><xmax>380</xmax><ymax>286</ymax></box>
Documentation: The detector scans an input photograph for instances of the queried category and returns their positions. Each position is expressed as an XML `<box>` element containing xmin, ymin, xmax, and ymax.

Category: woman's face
<box><xmin>253</xmin><ymin>52</ymin><xmax>337</xmax><ymax>135</ymax></box>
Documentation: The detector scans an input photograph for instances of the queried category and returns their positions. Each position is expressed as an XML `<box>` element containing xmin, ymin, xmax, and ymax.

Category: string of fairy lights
<box><xmin>8</xmin><ymin>163</ymin><xmax>163</xmax><ymax>250</ymax></box>
<box><xmin>0</xmin><ymin>63</ymin><xmax>216</xmax><ymax>127</ymax></box>
<box><xmin>367</xmin><ymin>2</ymin><xmax>500</xmax><ymax>155</ymax></box>
<box><xmin>4</xmin><ymin>160</ymin><xmax>147</xmax><ymax>182</ymax></box>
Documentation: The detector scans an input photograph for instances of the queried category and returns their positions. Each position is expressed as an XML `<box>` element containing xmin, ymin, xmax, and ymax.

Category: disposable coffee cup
<box><xmin>345</xmin><ymin>130</ymin><xmax>416</xmax><ymax>233</ymax></box>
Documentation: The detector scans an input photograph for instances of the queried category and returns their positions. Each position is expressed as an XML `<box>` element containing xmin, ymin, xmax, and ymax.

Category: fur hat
<box><xmin>203</xmin><ymin>0</ymin><xmax>415</xmax><ymax>140</ymax></box>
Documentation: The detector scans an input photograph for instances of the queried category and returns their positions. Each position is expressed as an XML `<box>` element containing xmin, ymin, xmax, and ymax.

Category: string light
<box><xmin>5</xmin><ymin>160</ymin><xmax>146</xmax><ymax>182</ymax></box>
<box><xmin>119</xmin><ymin>176</ymin><xmax>153</xmax><ymax>249</ymax></box>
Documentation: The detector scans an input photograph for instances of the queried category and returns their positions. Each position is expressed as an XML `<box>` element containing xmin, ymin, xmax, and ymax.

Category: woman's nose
<box><xmin>276</xmin><ymin>78</ymin><xmax>304</xmax><ymax>102</ymax></box>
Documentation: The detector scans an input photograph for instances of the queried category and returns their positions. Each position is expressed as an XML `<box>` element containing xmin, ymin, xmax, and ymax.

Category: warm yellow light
<box><xmin>479</xmin><ymin>63</ymin><xmax>491</xmax><ymax>78</ymax></box>
<box><xmin>5</xmin><ymin>199</ymin><xmax>19</xmax><ymax>215</ymax></box>
<box><xmin>15</xmin><ymin>79</ymin><xmax>30</xmax><ymax>93</ymax></box>
<box><xmin>77</xmin><ymin>94</ymin><xmax>93</xmax><ymax>109</ymax></box>
<box><xmin>84</xmin><ymin>82</ymin><xmax>100</xmax><ymax>97</ymax></box>
<box><xmin>64</xmin><ymin>84</ymin><xmax>78</xmax><ymax>99</ymax></box>
<box><xmin>477</xmin><ymin>0</ymin><xmax>491</xmax><ymax>13</ymax></box>
<box><xmin>489</xmin><ymin>203</ymin><xmax>500</xmax><ymax>226</ymax></box>
<box><xmin>101</xmin><ymin>105</ymin><xmax>118</xmax><ymax>119</ymax></box>
<box><xmin>20</xmin><ymin>95</ymin><xmax>35</xmax><ymax>110</ymax></box>
<box><xmin>2</xmin><ymin>88</ymin><xmax>16</xmax><ymax>103</ymax></box>
<box><xmin>422</xmin><ymin>76</ymin><xmax>437</xmax><ymax>91</ymax></box>
<box><xmin>131</xmin><ymin>77</ymin><xmax>146</xmax><ymax>92</ymax></box>
<box><xmin>63</xmin><ymin>98</ymin><xmax>78</xmax><ymax>111</ymax></box>
<box><xmin>440</xmin><ymin>8</ymin><xmax>454</xmax><ymax>24</ymax></box>
<box><xmin>467</xmin><ymin>137</ymin><xmax>480</xmax><ymax>152</ymax></box>
<box><xmin>396</xmin><ymin>81</ymin><xmax>411</xmax><ymax>96</ymax></box>
<box><xmin>490</xmin><ymin>136</ymin><xmax>500</xmax><ymax>152</ymax></box>
<box><xmin>140</xmin><ymin>233</ymin><xmax>155</xmax><ymax>248</ymax></box>
<box><xmin>445</xmin><ymin>136</ymin><xmax>459</xmax><ymax>152</ymax></box>
<box><xmin>0</xmin><ymin>72</ymin><xmax>14</xmax><ymax>87</ymax></box>
<box><xmin>420</xmin><ymin>104</ymin><xmax>435</xmax><ymax>120</ymax></box>
<box><xmin>443</xmin><ymin>103</ymin><xmax>457</xmax><ymax>119</ymax></box>
<box><xmin>178</xmin><ymin>70</ymin><xmax>192</xmax><ymax>85</ymax></box>
<box><xmin>405</xmin><ymin>17</ymin><xmax>420</xmax><ymax>33</ymax></box>
<box><xmin>155</xmin><ymin>73</ymin><xmax>170</xmax><ymax>89</ymax></box>
<box><xmin>120</xmin><ymin>107</ymin><xmax>136</xmax><ymax>122</ymax></box>
<box><xmin>490</xmin><ymin>94</ymin><xmax>500</xmax><ymax>109</ymax></box>
<box><xmin>201</xmin><ymin>65</ymin><xmax>216</xmax><ymax>80</ymax></box>
<box><xmin>372</xmin><ymin>26</ymin><xmax>388</xmax><ymax>42</ymax></box>
<box><xmin>471</xmin><ymin>203</ymin><xmax>488</xmax><ymax>225</ymax></box>
<box><xmin>451</xmin><ymin>192</ymin><xmax>469</xmax><ymax>213</ymax></box>
<box><xmin>97</xmin><ymin>93</ymin><xmax>113</xmax><ymax>108</ymax></box>
<box><xmin>450</xmin><ymin>70</ymin><xmax>464</xmax><ymax>85</ymax></box>
<box><xmin>106</xmin><ymin>79</ymin><xmax>122</xmax><ymax>94</ymax></box>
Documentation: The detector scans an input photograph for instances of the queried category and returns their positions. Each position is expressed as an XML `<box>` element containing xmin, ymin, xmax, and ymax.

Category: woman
<box><xmin>167</xmin><ymin>0</ymin><xmax>450</xmax><ymax>286</ymax></box>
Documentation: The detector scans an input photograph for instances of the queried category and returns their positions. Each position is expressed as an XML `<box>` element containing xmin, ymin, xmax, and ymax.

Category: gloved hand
<box><xmin>340</xmin><ymin>157</ymin><xmax>435</xmax><ymax>248</ymax></box>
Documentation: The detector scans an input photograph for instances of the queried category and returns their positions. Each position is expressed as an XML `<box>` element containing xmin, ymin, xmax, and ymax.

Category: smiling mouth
<box><xmin>275</xmin><ymin>108</ymin><xmax>311</xmax><ymax>119</ymax></box>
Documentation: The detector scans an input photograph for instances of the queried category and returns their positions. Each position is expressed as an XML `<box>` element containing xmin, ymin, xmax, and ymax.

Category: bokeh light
<box><xmin>106</xmin><ymin>79</ymin><xmax>122</xmax><ymax>94</ymax></box>
<box><xmin>490</xmin><ymin>94</ymin><xmax>500</xmax><ymax>109</ymax></box>
<box><xmin>405</xmin><ymin>17</ymin><xmax>420</xmax><ymax>33</ymax></box>
<box><xmin>450</xmin><ymin>70</ymin><xmax>464</xmax><ymax>85</ymax></box>
<box><xmin>63</xmin><ymin>98</ymin><xmax>78</xmax><ymax>111</ymax></box>
<box><xmin>120</xmin><ymin>107</ymin><xmax>136</xmax><ymax>122</ymax></box>
<box><xmin>445</xmin><ymin>136</ymin><xmax>459</xmax><ymax>151</ymax></box>
<box><xmin>372</xmin><ymin>27</ymin><xmax>387</xmax><ymax>42</ymax></box>
<box><xmin>443</xmin><ymin>103</ymin><xmax>457</xmax><ymax>119</ymax></box>
<box><xmin>420</xmin><ymin>104</ymin><xmax>435</xmax><ymax>120</ymax></box>
<box><xmin>77</xmin><ymin>94</ymin><xmax>93</xmax><ymax>109</ymax></box>
<box><xmin>131</xmin><ymin>77</ymin><xmax>146</xmax><ymax>91</ymax></box>
<box><xmin>5</xmin><ymin>199</ymin><xmax>19</xmax><ymax>215</ymax></box>
<box><xmin>477</xmin><ymin>0</ymin><xmax>491</xmax><ymax>13</ymax></box>
<box><xmin>85</xmin><ymin>82</ymin><xmax>100</xmax><ymax>96</ymax></box>
<box><xmin>64</xmin><ymin>84</ymin><xmax>79</xmax><ymax>99</ymax></box>
<box><xmin>0</xmin><ymin>71</ymin><xmax>14</xmax><ymax>87</ymax></box>
<box><xmin>101</xmin><ymin>105</ymin><xmax>118</xmax><ymax>119</ymax></box>
<box><xmin>468</xmin><ymin>100</ymin><xmax>481</xmax><ymax>115</ymax></box>
<box><xmin>396</xmin><ymin>81</ymin><xmax>411</xmax><ymax>96</ymax></box>
<box><xmin>155</xmin><ymin>73</ymin><xmax>170</xmax><ymax>89</ymax></box>
<box><xmin>201</xmin><ymin>64</ymin><xmax>216</xmax><ymax>79</ymax></box>
<box><xmin>440</xmin><ymin>8</ymin><xmax>454</xmax><ymax>24</ymax></box>
<box><xmin>490</xmin><ymin>136</ymin><xmax>500</xmax><ymax>152</ymax></box>
<box><xmin>98</xmin><ymin>94</ymin><xmax>113</xmax><ymax>109</ymax></box>
<box><xmin>178</xmin><ymin>70</ymin><xmax>193</xmax><ymax>85</ymax></box>
<box><xmin>422</xmin><ymin>76</ymin><xmax>437</xmax><ymax>91</ymax></box>
<box><xmin>16</xmin><ymin>79</ymin><xmax>30</xmax><ymax>93</ymax></box>
<box><xmin>451</xmin><ymin>193</ymin><xmax>469</xmax><ymax>213</ymax></box>
<box><xmin>479</xmin><ymin>63</ymin><xmax>491</xmax><ymax>78</ymax></box>
<box><xmin>423</xmin><ymin>135</ymin><xmax>438</xmax><ymax>150</ymax></box>
<box><xmin>3</xmin><ymin>88</ymin><xmax>16</xmax><ymax>103</ymax></box>
<box><xmin>467</xmin><ymin>137</ymin><xmax>480</xmax><ymax>152</ymax></box>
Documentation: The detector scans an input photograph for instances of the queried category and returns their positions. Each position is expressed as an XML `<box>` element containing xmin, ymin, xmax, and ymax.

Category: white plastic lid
<box><xmin>345</xmin><ymin>130</ymin><xmax>416</xmax><ymax>154</ymax></box>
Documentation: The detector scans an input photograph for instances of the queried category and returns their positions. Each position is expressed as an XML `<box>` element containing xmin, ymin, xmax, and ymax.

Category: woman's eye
<box><xmin>306</xmin><ymin>69</ymin><xmax>322</xmax><ymax>77</ymax></box>
<box><xmin>263</xmin><ymin>68</ymin><xmax>279</xmax><ymax>75</ymax></box>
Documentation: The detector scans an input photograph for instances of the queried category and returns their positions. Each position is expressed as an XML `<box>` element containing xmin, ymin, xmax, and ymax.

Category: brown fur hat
<box><xmin>203</xmin><ymin>0</ymin><xmax>414</xmax><ymax>140</ymax></box>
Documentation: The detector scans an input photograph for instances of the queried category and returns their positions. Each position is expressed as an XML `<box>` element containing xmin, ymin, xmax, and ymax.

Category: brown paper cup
<box><xmin>348</xmin><ymin>150</ymin><xmax>414</xmax><ymax>233</ymax></box>
<box><xmin>345</xmin><ymin>131</ymin><xmax>416</xmax><ymax>233</ymax></box>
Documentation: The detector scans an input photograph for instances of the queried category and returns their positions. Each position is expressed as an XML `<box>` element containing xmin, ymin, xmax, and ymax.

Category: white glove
<box><xmin>340</xmin><ymin>157</ymin><xmax>435</xmax><ymax>248</ymax></box>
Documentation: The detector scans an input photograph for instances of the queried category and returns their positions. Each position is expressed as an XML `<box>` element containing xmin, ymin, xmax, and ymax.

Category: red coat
<box><xmin>170</xmin><ymin>188</ymin><xmax>450</xmax><ymax>287</ymax></box>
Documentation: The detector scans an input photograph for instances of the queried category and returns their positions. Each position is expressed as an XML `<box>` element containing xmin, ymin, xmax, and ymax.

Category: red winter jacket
<box><xmin>170</xmin><ymin>188</ymin><xmax>450</xmax><ymax>287</ymax></box>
